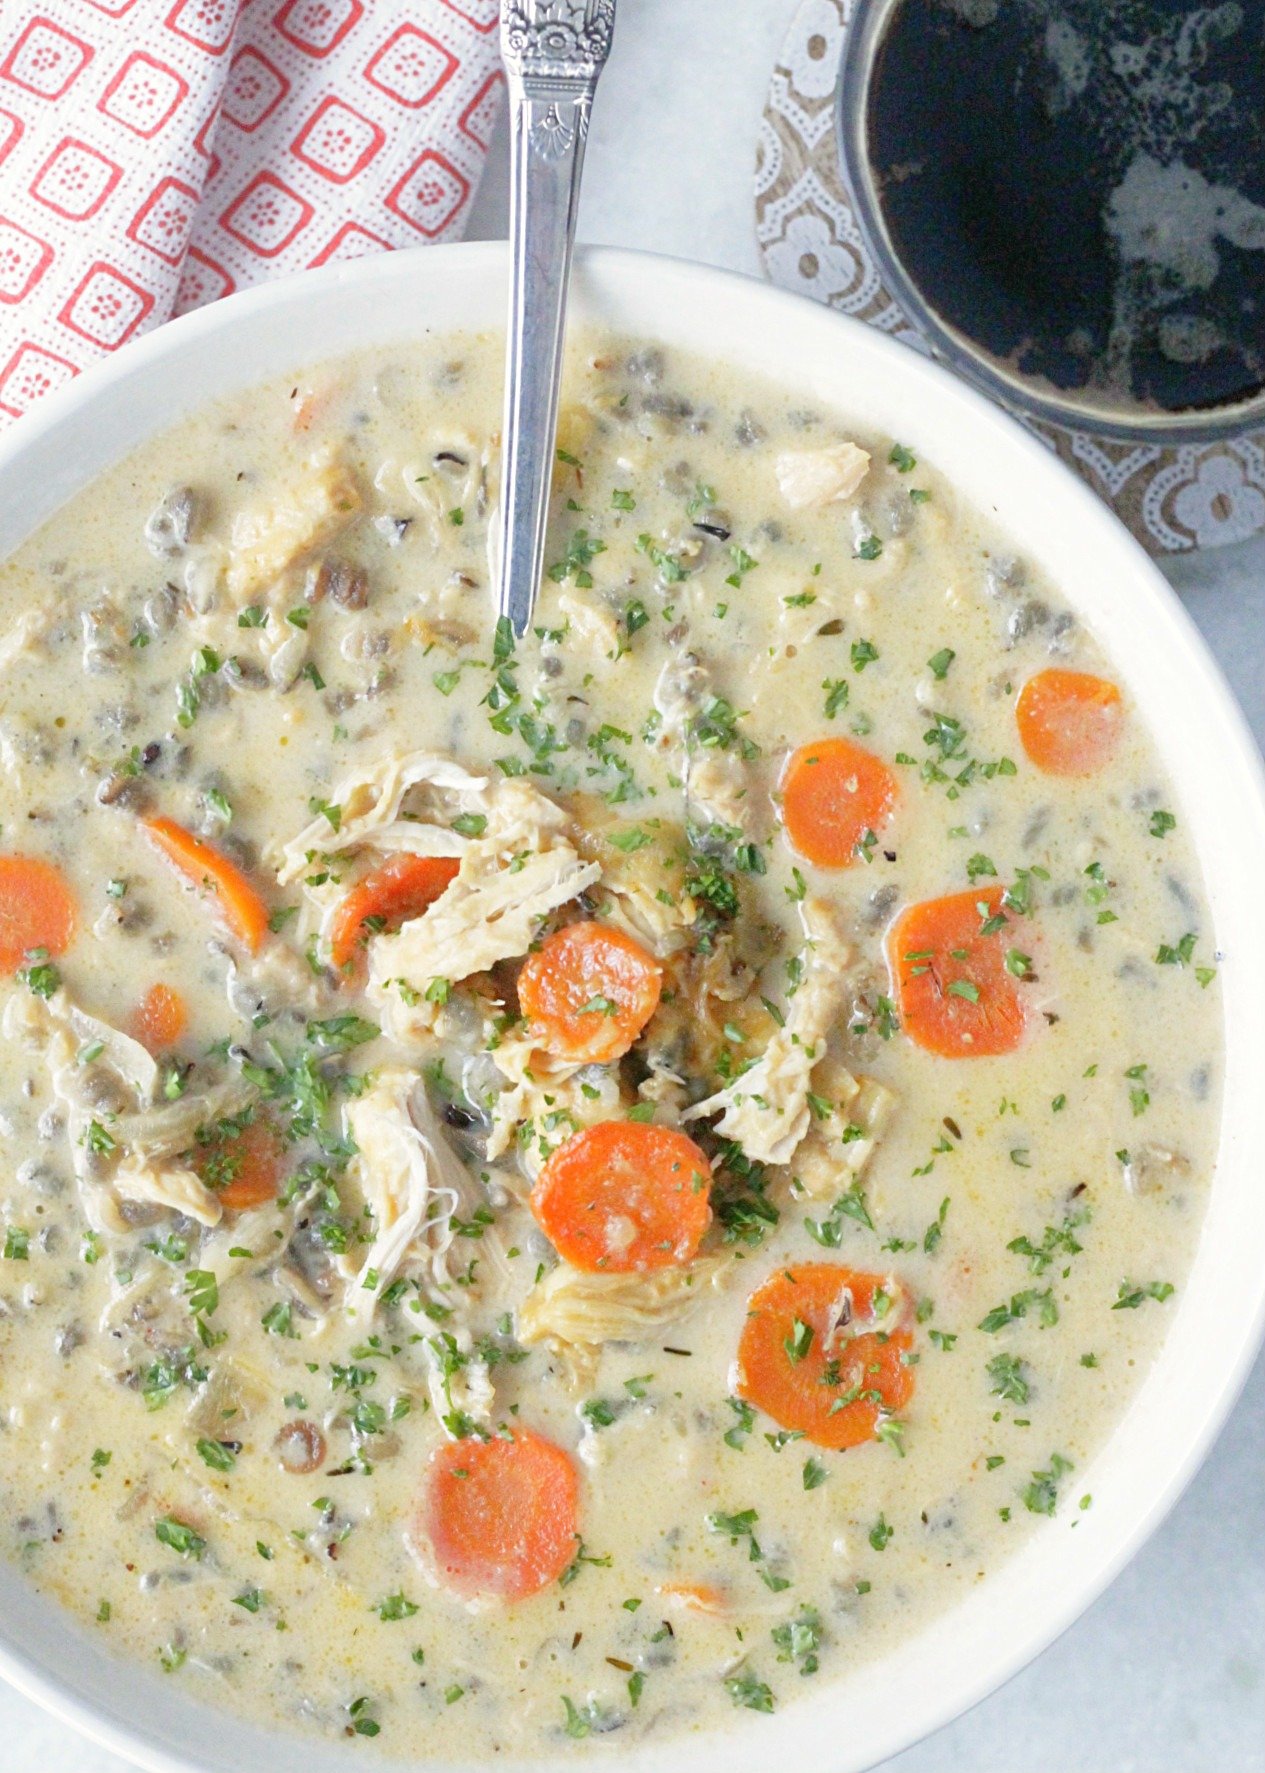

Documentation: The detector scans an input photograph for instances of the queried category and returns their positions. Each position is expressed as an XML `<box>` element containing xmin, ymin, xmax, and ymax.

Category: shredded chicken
<box><xmin>791</xmin><ymin>1074</ymin><xmax>897</xmax><ymax>1198</ymax></box>
<box><xmin>367</xmin><ymin>826</ymin><xmax>599</xmax><ymax>1035</ymax></box>
<box><xmin>653</xmin><ymin>650</ymin><xmax>755</xmax><ymax>833</ymax></box>
<box><xmin>343</xmin><ymin>1069</ymin><xmax>471</xmax><ymax>1317</ymax></box>
<box><xmin>53</xmin><ymin>994</ymin><xmax>160</xmax><ymax>1100</ymax></box>
<box><xmin>688</xmin><ymin>751</ymin><xmax>751</xmax><ymax>830</ymax></box>
<box><xmin>111</xmin><ymin>1161</ymin><xmax>222</xmax><ymax>1228</ymax></box>
<box><xmin>274</xmin><ymin>749</ymin><xmax>485</xmax><ymax>884</ymax></box>
<box><xmin>600</xmin><ymin>878</ymin><xmax>697</xmax><ymax>957</ymax></box>
<box><xmin>635</xmin><ymin>1058</ymin><xmax>690</xmax><ymax>1125</ymax></box>
<box><xmin>683</xmin><ymin>897</ymin><xmax>853</xmax><ymax>1166</ymax></box>
<box><xmin>107</xmin><ymin>1079</ymin><xmax>255</xmax><ymax>1166</ymax></box>
<box><xmin>556</xmin><ymin>589</ymin><xmax>621</xmax><ymax>656</ymax></box>
<box><xmin>424</xmin><ymin>1334</ymin><xmax>494</xmax><ymax>1437</ymax></box>
<box><xmin>517</xmin><ymin>1257</ymin><xmax>730</xmax><ymax>1385</ymax></box>
<box><xmin>0</xmin><ymin>599</ymin><xmax>57</xmax><ymax>674</ymax></box>
<box><xmin>775</xmin><ymin>442</ymin><xmax>870</xmax><ymax>510</ymax></box>
<box><xmin>279</xmin><ymin>758</ymin><xmax>599</xmax><ymax>1043</ymax></box>
<box><xmin>486</xmin><ymin>1033</ymin><xmax>622</xmax><ymax>1165</ymax></box>
<box><xmin>571</xmin><ymin>809</ymin><xmax>697</xmax><ymax>958</ymax></box>
<box><xmin>224</xmin><ymin>447</ymin><xmax>361</xmax><ymax>604</ymax></box>
<box><xmin>3</xmin><ymin>990</ymin><xmax>232</xmax><ymax>1233</ymax></box>
<box><xmin>220</xmin><ymin>942</ymin><xmax>332</xmax><ymax>1025</ymax></box>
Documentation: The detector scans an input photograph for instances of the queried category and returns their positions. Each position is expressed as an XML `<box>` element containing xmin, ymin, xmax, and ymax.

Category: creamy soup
<box><xmin>0</xmin><ymin>334</ymin><xmax>1220</xmax><ymax>1758</ymax></box>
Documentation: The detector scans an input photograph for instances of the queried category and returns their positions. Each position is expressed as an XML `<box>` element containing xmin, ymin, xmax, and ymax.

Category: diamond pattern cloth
<box><xmin>0</xmin><ymin>0</ymin><xmax>504</xmax><ymax>425</ymax></box>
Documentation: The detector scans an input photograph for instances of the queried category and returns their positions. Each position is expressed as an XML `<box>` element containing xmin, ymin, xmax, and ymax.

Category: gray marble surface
<box><xmin>9</xmin><ymin>2</ymin><xmax>1264</xmax><ymax>1768</ymax></box>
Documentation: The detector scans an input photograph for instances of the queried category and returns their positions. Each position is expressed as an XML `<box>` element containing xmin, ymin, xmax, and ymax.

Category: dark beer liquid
<box><xmin>867</xmin><ymin>0</ymin><xmax>1265</xmax><ymax>414</ymax></box>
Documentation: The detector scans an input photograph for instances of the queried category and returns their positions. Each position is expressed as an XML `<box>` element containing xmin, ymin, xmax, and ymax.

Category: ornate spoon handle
<box><xmin>497</xmin><ymin>1</ymin><xmax>617</xmax><ymax>638</ymax></box>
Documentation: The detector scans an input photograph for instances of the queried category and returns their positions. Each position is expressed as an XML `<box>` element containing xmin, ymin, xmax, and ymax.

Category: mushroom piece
<box><xmin>144</xmin><ymin>487</ymin><xmax>197</xmax><ymax>558</ymax></box>
<box><xmin>275</xmin><ymin>1420</ymin><xmax>327</xmax><ymax>1475</ymax></box>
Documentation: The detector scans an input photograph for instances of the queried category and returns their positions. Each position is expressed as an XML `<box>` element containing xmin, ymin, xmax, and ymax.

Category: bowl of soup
<box><xmin>0</xmin><ymin>244</ymin><xmax>1263</xmax><ymax>1773</ymax></box>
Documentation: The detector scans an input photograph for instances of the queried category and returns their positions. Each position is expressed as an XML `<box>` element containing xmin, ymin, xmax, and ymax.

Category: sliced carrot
<box><xmin>289</xmin><ymin>383</ymin><xmax>335</xmax><ymax>433</ymax></box>
<box><xmin>780</xmin><ymin>736</ymin><xmax>897</xmax><ymax>868</ymax></box>
<box><xmin>1015</xmin><ymin>668</ymin><xmax>1123</xmax><ymax>776</ymax></box>
<box><xmin>0</xmin><ymin>855</ymin><xmax>77</xmax><ymax>975</ymax></box>
<box><xmin>887</xmin><ymin>884</ymin><xmax>1029</xmax><ymax>1058</ymax></box>
<box><xmin>194</xmin><ymin>1115</ymin><xmax>286</xmax><ymax>1212</ymax></box>
<box><xmin>130</xmin><ymin>983</ymin><xmax>188</xmax><ymax>1054</ymax></box>
<box><xmin>518</xmin><ymin>921</ymin><xmax>662</xmax><ymax>1063</ymax></box>
<box><xmin>329</xmin><ymin>852</ymin><xmax>459</xmax><ymax>971</ymax></box>
<box><xmin>531</xmin><ymin>1120</ymin><xmax>712</xmax><ymax>1273</ymax></box>
<box><xmin>143</xmin><ymin>816</ymin><xmax>270</xmax><ymax>954</ymax></box>
<box><xmin>657</xmin><ymin>1580</ymin><xmax>729</xmax><ymax>1615</ymax></box>
<box><xmin>735</xmin><ymin>1263</ymin><xmax>914</xmax><ymax>1451</ymax></box>
<box><xmin>414</xmin><ymin>1428</ymin><xmax>579</xmax><ymax>1603</ymax></box>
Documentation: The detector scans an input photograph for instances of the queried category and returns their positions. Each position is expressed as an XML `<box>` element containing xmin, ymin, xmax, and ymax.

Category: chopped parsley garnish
<box><xmin>548</xmin><ymin>528</ymin><xmax>607</xmax><ymax>588</ymax></box>
<box><xmin>868</xmin><ymin>1513</ymin><xmax>894</xmax><ymax>1551</ymax></box>
<box><xmin>155</xmin><ymin>1517</ymin><xmax>205</xmax><ymax>1559</ymax></box>
<box><xmin>986</xmin><ymin>1353</ymin><xmax>1031</xmax><ymax>1405</ymax></box>
<box><xmin>1022</xmin><ymin>1453</ymin><xmax>1073</xmax><ymax>1516</ymax></box>
<box><xmin>978</xmin><ymin>1288</ymin><xmax>1058</xmax><ymax>1332</ymax></box>
<box><xmin>724</xmin><ymin>1671</ymin><xmax>775</xmax><ymax>1713</ymax></box>
<box><xmin>1112</xmin><ymin>1279</ymin><xmax>1174</xmax><ymax>1310</ymax></box>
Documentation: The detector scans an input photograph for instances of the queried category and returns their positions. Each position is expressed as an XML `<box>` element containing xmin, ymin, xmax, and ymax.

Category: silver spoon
<box><xmin>497</xmin><ymin>0</ymin><xmax>617</xmax><ymax>639</ymax></box>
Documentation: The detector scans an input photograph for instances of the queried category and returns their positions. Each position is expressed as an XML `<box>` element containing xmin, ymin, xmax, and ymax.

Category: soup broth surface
<box><xmin>0</xmin><ymin>332</ymin><xmax>1220</xmax><ymax>1757</ymax></box>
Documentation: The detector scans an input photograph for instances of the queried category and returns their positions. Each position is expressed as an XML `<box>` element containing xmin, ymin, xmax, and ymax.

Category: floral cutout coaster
<box><xmin>755</xmin><ymin>0</ymin><xmax>1265</xmax><ymax>554</ymax></box>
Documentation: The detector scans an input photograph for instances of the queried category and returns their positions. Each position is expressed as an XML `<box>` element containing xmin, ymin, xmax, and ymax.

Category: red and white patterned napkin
<box><xmin>0</xmin><ymin>0</ymin><xmax>505</xmax><ymax>426</ymax></box>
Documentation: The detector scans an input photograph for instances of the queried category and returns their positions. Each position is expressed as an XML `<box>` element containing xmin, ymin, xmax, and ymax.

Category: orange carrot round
<box><xmin>1015</xmin><ymin>668</ymin><xmax>1123</xmax><ymax>776</ymax></box>
<box><xmin>531</xmin><ymin>1120</ymin><xmax>712</xmax><ymax>1273</ymax></box>
<box><xmin>414</xmin><ymin>1428</ymin><xmax>579</xmax><ymax>1603</ymax></box>
<box><xmin>329</xmin><ymin>852</ymin><xmax>459</xmax><ymax>971</ymax></box>
<box><xmin>143</xmin><ymin>816</ymin><xmax>270</xmax><ymax>953</ymax></box>
<box><xmin>735</xmin><ymin>1263</ymin><xmax>914</xmax><ymax>1451</ymax></box>
<box><xmin>518</xmin><ymin>921</ymin><xmax>662</xmax><ymax>1063</ymax></box>
<box><xmin>195</xmin><ymin>1115</ymin><xmax>286</xmax><ymax>1212</ymax></box>
<box><xmin>130</xmin><ymin>983</ymin><xmax>188</xmax><ymax>1054</ymax></box>
<box><xmin>887</xmin><ymin>884</ymin><xmax>1030</xmax><ymax>1058</ymax></box>
<box><xmin>0</xmin><ymin>855</ymin><xmax>77</xmax><ymax>975</ymax></box>
<box><xmin>780</xmin><ymin>736</ymin><xmax>897</xmax><ymax>868</ymax></box>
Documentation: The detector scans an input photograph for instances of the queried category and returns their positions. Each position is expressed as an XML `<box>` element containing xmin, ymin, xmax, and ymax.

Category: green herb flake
<box><xmin>155</xmin><ymin>1517</ymin><xmax>206</xmax><ymax>1559</ymax></box>
<box><xmin>376</xmin><ymin>1591</ymin><xmax>419</xmax><ymax>1621</ymax></box>
<box><xmin>1022</xmin><ymin>1452</ymin><xmax>1073</xmax><ymax>1516</ymax></box>
<box><xmin>724</xmin><ymin>1672</ymin><xmax>775</xmax><ymax>1713</ymax></box>
<box><xmin>868</xmin><ymin>1514</ymin><xmax>894</xmax><ymax>1551</ymax></box>
<box><xmin>1112</xmin><ymin>1279</ymin><xmax>1174</xmax><ymax>1310</ymax></box>
<box><xmin>196</xmin><ymin>1437</ymin><xmax>236</xmax><ymax>1472</ymax></box>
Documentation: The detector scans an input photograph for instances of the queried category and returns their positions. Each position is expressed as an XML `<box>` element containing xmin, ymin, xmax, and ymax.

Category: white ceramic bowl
<box><xmin>1</xmin><ymin>243</ymin><xmax>1263</xmax><ymax>1773</ymax></box>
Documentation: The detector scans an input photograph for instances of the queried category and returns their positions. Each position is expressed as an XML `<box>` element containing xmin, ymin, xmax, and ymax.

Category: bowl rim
<box><xmin>836</xmin><ymin>0</ymin><xmax>1265</xmax><ymax>447</ymax></box>
<box><xmin>0</xmin><ymin>239</ymin><xmax>1263</xmax><ymax>1773</ymax></box>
